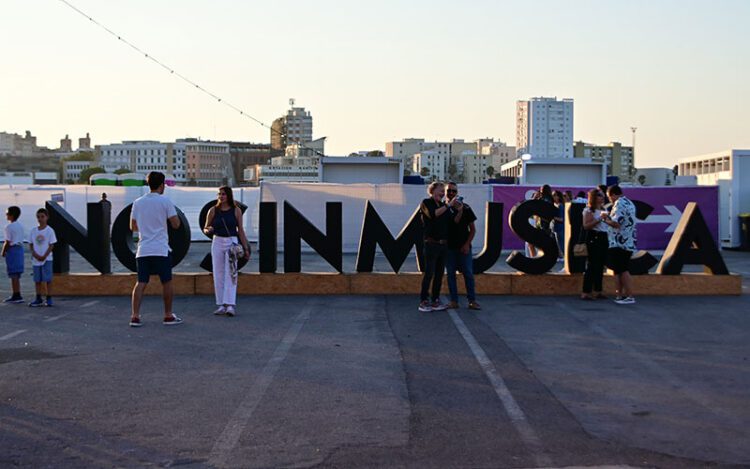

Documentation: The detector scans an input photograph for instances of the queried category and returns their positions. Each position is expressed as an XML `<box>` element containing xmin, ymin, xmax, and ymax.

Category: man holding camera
<box><xmin>445</xmin><ymin>182</ymin><xmax>480</xmax><ymax>310</ymax></box>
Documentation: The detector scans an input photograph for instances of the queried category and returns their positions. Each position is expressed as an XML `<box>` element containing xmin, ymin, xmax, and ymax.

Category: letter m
<box><xmin>356</xmin><ymin>201</ymin><xmax>424</xmax><ymax>273</ymax></box>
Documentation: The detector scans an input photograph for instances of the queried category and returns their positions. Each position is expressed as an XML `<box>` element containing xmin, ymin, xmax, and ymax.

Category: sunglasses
<box><xmin>446</xmin><ymin>189</ymin><xmax>457</xmax><ymax>194</ymax></box>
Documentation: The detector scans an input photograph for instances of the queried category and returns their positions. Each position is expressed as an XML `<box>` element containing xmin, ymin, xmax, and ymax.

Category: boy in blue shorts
<box><xmin>29</xmin><ymin>208</ymin><xmax>57</xmax><ymax>307</ymax></box>
<box><xmin>2</xmin><ymin>206</ymin><xmax>25</xmax><ymax>303</ymax></box>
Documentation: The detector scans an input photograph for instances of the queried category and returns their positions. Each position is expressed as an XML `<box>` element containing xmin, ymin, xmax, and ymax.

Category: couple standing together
<box><xmin>418</xmin><ymin>181</ymin><xmax>481</xmax><ymax>313</ymax></box>
<box><xmin>129</xmin><ymin>172</ymin><xmax>250</xmax><ymax>327</ymax></box>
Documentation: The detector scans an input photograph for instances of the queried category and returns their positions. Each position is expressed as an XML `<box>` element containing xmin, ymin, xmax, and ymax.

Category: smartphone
<box><xmin>456</xmin><ymin>196</ymin><xmax>464</xmax><ymax>203</ymax></box>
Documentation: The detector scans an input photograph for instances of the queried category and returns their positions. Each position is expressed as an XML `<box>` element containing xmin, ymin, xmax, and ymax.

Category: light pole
<box><xmin>630</xmin><ymin>126</ymin><xmax>637</xmax><ymax>180</ymax></box>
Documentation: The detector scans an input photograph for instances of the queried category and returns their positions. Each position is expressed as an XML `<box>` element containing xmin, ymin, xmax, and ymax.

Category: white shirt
<box><xmin>131</xmin><ymin>192</ymin><xmax>177</xmax><ymax>258</ymax></box>
<box><xmin>4</xmin><ymin>221</ymin><xmax>25</xmax><ymax>246</ymax></box>
<box><xmin>583</xmin><ymin>208</ymin><xmax>609</xmax><ymax>233</ymax></box>
<box><xmin>30</xmin><ymin>225</ymin><xmax>57</xmax><ymax>266</ymax></box>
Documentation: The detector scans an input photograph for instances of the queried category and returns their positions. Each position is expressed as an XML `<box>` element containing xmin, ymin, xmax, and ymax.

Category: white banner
<box><xmin>260</xmin><ymin>182</ymin><xmax>493</xmax><ymax>253</ymax></box>
<box><xmin>0</xmin><ymin>185</ymin><xmax>260</xmax><ymax>242</ymax></box>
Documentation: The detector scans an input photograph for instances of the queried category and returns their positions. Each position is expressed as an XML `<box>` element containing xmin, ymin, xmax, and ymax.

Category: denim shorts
<box><xmin>33</xmin><ymin>261</ymin><xmax>53</xmax><ymax>283</ymax></box>
<box><xmin>136</xmin><ymin>255</ymin><xmax>173</xmax><ymax>284</ymax></box>
<box><xmin>5</xmin><ymin>245</ymin><xmax>24</xmax><ymax>278</ymax></box>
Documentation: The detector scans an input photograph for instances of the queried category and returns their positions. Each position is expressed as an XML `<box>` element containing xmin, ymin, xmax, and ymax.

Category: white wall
<box><xmin>321</xmin><ymin>163</ymin><xmax>401</xmax><ymax>184</ymax></box>
<box><xmin>524</xmin><ymin>165</ymin><xmax>602</xmax><ymax>186</ymax></box>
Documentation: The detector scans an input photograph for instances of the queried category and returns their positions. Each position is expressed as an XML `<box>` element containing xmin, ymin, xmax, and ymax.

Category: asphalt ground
<box><xmin>0</xmin><ymin>250</ymin><xmax>749</xmax><ymax>468</ymax></box>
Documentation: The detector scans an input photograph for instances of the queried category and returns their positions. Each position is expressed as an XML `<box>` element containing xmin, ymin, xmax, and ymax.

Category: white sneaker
<box><xmin>225</xmin><ymin>305</ymin><xmax>236</xmax><ymax>317</ymax></box>
<box><xmin>615</xmin><ymin>296</ymin><xmax>636</xmax><ymax>305</ymax></box>
<box><xmin>213</xmin><ymin>306</ymin><xmax>227</xmax><ymax>316</ymax></box>
<box><xmin>418</xmin><ymin>301</ymin><xmax>432</xmax><ymax>312</ymax></box>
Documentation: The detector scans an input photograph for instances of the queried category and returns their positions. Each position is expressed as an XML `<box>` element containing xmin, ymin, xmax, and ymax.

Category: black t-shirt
<box><xmin>420</xmin><ymin>198</ymin><xmax>451</xmax><ymax>241</ymax></box>
<box><xmin>448</xmin><ymin>204</ymin><xmax>477</xmax><ymax>249</ymax></box>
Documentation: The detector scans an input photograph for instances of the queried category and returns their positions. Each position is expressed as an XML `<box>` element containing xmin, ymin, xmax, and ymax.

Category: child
<box><xmin>2</xmin><ymin>206</ymin><xmax>25</xmax><ymax>303</ymax></box>
<box><xmin>29</xmin><ymin>208</ymin><xmax>57</xmax><ymax>307</ymax></box>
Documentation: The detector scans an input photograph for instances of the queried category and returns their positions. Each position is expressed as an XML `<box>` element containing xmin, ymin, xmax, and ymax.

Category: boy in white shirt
<box><xmin>29</xmin><ymin>208</ymin><xmax>57</xmax><ymax>307</ymax></box>
<box><xmin>2</xmin><ymin>206</ymin><xmax>25</xmax><ymax>303</ymax></box>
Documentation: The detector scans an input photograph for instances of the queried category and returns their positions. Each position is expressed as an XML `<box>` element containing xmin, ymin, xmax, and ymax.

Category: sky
<box><xmin>1</xmin><ymin>0</ymin><xmax>748</xmax><ymax>167</ymax></box>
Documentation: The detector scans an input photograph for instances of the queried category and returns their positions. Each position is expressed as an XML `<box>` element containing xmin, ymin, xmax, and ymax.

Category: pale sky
<box><xmin>1</xmin><ymin>0</ymin><xmax>748</xmax><ymax>167</ymax></box>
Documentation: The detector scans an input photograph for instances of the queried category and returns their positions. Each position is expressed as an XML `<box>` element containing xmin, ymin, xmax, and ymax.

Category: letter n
<box><xmin>656</xmin><ymin>202</ymin><xmax>728</xmax><ymax>275</ymax></box>
<box><xmin>356</xmin><ymin>201</ymin><xmax>423</xmax><ymax>273</ymax></box>
<box><xmin>46</xmin><ymin>200</ymin><xmax>111</xmax><ymax>274</ymax></box>
<box><xmin>284</xmin><ymin>201</ymin><xmax>342</xmax><ymax>273</ymax></box>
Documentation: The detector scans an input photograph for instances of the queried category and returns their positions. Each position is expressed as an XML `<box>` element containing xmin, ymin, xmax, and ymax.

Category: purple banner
<box><xmin>492</xmin><ymin>185</ymin><xmax>719</xmax><ymax>250</ymax></box>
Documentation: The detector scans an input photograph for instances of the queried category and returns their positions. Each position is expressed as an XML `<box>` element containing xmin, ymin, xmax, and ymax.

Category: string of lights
<box><xmin>57</xmin><ymin>0</ymin><xmax>323</xmax><ymax>156</ymax></box>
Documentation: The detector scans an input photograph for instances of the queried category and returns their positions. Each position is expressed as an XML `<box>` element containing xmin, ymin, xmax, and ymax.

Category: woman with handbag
<box><xmin>203</xmin><ymin>186</ymin><xmax>250</xmax><ymax>316</ymax></box>
<box><xmin>581</xmin><ymin>188</ymin><xmax>609</xmax><ymax>300</ymax></box>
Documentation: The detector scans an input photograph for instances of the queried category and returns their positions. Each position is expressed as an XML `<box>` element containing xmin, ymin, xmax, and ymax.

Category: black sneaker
<box><xmin>4</xmin><ymin>295</ymin><xmax>24</xmax><ymax>304</ymax></box>
<box><xmin>129</xmin><ymin>317</ymin><xmax>143</xmax><ymax>327</ymax></box>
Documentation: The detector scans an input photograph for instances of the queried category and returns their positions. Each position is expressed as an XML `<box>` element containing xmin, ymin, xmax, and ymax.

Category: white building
<box><xmin>678</xmin><ymin>149</ymin><xmax>750</xmax><ymax>248</ymax></box>
<box><xmin>63</xmin><ymin>160</ymin><xmax>93</xmax><ymax>183</ymax></box>
<box><xmin>634</xmin><ymin>167</ymin><xmax>675</xmax><ymax>187</ymax></box>
<box><xmin>96</xmin><ymin>141</ymin><xmax>187</xmax><ymax>183</ymax></box>
<box><xmin>386</xmin><ymin>138</ymin><xmax>511</xmax><ymax>179</ymax></box>
<box><xmin>319</xmin><ymin>157</ymin><xmax>402</xmax><ymax>184</ymax></box>
<box><xmin>516</xmin><ymin>97</ymin><xmax>574</xmax><ymax>159</ymax></box>
<box><xmin>247</xmin><ymin>164</ymin><xmax>319</xmax><ymax>183</ymax></box>
<box><xmin>413</xmin><ymin>150</ymin><xmax>447</xmax><ymax>181</ymax></box>
<box><xmin>500</xmin><ymin>157</ymin><xmax>605</xmax><ymax>186</ymax></box>
<box><xmin>461</xmin><ymin>153</ymin><xmax>491</xmax><ymax>184</ymax></box>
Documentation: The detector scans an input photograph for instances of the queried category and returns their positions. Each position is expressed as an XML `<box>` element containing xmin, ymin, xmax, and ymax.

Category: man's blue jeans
<box><xmin>445</xmin><ymin>248</ymin><xmax>475</xmax><ymax>303</ymax></box>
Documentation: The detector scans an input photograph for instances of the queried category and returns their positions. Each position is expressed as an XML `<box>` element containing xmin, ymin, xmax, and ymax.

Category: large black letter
<box><xmin>472</xmin><ymin>202</ymin><xmax>503</xmax><ymax>274</ymax></box>
<box><xmin>197</xmin><ymin>200</ymin><xmax>249</xmax><ymax>272</ymax></box>
<box><xmin>259</xmin><ymin>202</ymin><xmax>277</xmax><ymax>273</ymax></box>
<box><xmin>656</xmin><ymin>202</ymin><xmax>728</xmax><ymax>275</ymax></box>
<box><xmin>111</xmin><ymin>204</ymin><xmax>191</xmax><ymax>272</ymax></box>
<box><xmin>47</xmin><ymin>199</ymin><xmax>112</xmax><ymax>274</ymax></box>
<box><xmin>284</xmin><ymin>201</ymin><xmax>342</xmax><ymax>273</ymax></box>
<box><xmin>506</xmin><ymin>199</ymin><xmax>558</xmax><ymax>274</ymax></box>
<box><xmin>356</xmin><ymin>202</ymin><xmax>423</xmax><ymax>273</ymax></box>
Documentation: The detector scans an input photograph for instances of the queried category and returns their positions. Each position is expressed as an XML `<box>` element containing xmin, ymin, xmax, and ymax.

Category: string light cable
<box><xmin>57</xmin><ymin>0</ymin><xmax>324</xmax><ymax>157</ymax></box>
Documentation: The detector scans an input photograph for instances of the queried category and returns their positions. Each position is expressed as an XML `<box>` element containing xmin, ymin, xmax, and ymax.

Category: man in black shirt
<box><xmin>445</xmin><ymin>182</ymin><xmax>480</xmax><ymax>310</ymax></box>
<box><xmin>418</xmin><ymin>182</ymin><xmax>458</xmax><ymax>312</ymax></box>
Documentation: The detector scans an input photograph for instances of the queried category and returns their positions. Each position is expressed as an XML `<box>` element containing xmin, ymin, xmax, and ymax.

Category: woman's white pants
<box><xmin>211</xmin><ymin>236</ymin><xmax>237</xmax><ymax>306</ymax></box>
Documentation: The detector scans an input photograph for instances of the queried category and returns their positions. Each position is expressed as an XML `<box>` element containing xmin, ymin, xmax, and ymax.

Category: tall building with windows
<box><xmin>96</xmin><ymin>140</ymin><xmax>188</xmax><ymax>183</ymax></box>
<box><xmin>516</xmin><ymin>97</ymin><xmax>574</xmax><ymax>159</ymax></box>
<box><xmin>184</xmin><ymin>139</ymin><xmax>232</xmax><ymax>186</ymax></box>
<box><xmin>270</xmin><ymin>105</ymin><xmax>314</xmax><ymax>156</ymax></box>
<box><xmin>573</xmin><ymin>141</ymin><xmax>634</xmax><ymax>181</ymax></box>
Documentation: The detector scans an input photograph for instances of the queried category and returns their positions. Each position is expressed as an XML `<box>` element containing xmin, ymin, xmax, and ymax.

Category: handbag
<box><xmin>573</xmin><ymin>227</ymin><xmax>588</xmax><ymax>257</ymax></box>
<box><xmin>221</xmin><ymin>216</ymin><xmax>246</xmax><ymax>283</ymax></box>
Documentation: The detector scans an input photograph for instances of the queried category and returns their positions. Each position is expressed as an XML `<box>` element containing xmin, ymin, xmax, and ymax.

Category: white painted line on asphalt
<box><xmin>0</xmin><ymin>329</ymin><xmax>27</xmax><ymax>341</ymax></box>
<box><xmin>449</xmin><ymin>310</ymin><xmax>552</xmax><ymax>467</ymax></box>
<box><xmin>557</xmin><ymin>301</ymin><xmax>748</xmax><ymax>428</ymax></box>
<box><xmin>208</xmin><ymin>302</ymin><xmax>313</xmax><ymax>468</ymax></box>
<box><xmin>44</xmin><ymin>300</ymin><xmax>100</xmax><ymax>322</ymax></box>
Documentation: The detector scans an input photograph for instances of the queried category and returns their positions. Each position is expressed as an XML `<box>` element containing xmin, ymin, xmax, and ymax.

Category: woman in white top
<box><xmin>581</xmin><ymin>188</ymin><xmax>609</xmax><ymax>300</ymax></box>
<box><xmin>204</xmin><ymin>186</ymin><xmax>250</xmax><ymax>317</ymax></box>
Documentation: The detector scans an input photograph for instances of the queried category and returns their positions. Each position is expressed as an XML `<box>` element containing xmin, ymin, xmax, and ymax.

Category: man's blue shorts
<box><xmin>33</xmin><ymin>261</ymin><xmax>53</xmax><ymax>283</ymax></box>
<box><xmin>136</xmin><ymin>255</ymin><xmax>173</xmax><ymax>284</ymax></box>
<box><xmin>5</xmin><ymin>245</ymin><xmax>24</xmax><ymax>279</ymax></box>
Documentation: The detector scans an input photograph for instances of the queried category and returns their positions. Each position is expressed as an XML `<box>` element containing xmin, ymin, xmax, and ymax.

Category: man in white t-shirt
<box><xmin>129</xmin><ymin>172</ymin><xmax>182</xmax><ymax>327</ymax></box>
<box><xmin>29</xmin><ymin>208</ymin><xmax>57</xmax><ymax>307</ymax></box>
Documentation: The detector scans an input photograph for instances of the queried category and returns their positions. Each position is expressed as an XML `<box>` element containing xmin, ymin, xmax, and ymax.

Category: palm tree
<box><xmin>486</xmin><ymin>165</ymin><xmax>495</xmax><ymax>178</ymax></box>
<box><xmin>420</xmin><ymin>167</ymin><xmax>430</xmax><ymax>177</ymax></box>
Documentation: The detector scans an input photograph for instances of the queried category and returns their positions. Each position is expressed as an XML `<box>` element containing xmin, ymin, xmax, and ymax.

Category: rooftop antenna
<box><xmin>289</xmin><ymin>98</ymin><xmax>295</xmax><ymax>108</ymax></box>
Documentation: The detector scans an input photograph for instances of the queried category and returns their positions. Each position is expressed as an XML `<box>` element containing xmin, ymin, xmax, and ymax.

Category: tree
<box><xmin>420</xmin><ymin>167</ymin><xmax>430</xmax><ymax>177</ymax></box>
<box><xmin>486</xmin><ymin>165</ymin><xmax>495</xmax><ymax>178</ymax></box>
<box><xmin>447</xmin><ymin>163</ymin><xmax>458</xmax><ymax>180</ymax></box>
<box><xmin>403</xmin><ymin>168</ymin><xmax>411</xmax><ymax>177</ymax></box>
<box><xmin>637</xmin><ymin>174</ymin><xmax>646</xmax><ymax>186</ymax></box>
<box><xmin>366</xmin><ymin>150</ymin><xmax>384</xmax><ymax>157</ymax></box>
<box><xmin>114</xmin><ymin>168</ymin><xmax>130</xmax><ymax>175</ymax></box>
<box><xmin>78</xmin><ymin>166</ymin><xmax>106</xmax><ymax>184</ymax></box>
<box><xmin>64</xmin><ymin>151</ymin><xmax>95</xmax><ymax>162</ymax></box>
<box><xmin>348</xmin><ymin>152</ymin><xmax>359</xmax><ymax>157</ymax></box>
<box><xmin>672</xmin><ymin>165</ymin><xmax>679</xmax><ymax>178</ymax></box>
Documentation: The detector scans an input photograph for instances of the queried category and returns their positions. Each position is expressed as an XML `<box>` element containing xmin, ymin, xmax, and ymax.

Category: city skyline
<box><xmin>1</xmin><ymin>0</ymin><xmax>748</xmax><ymax>167</ymax></box>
